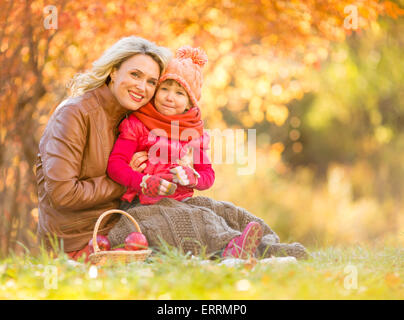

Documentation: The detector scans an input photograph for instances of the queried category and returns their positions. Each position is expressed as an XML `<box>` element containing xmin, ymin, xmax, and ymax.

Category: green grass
<box><xmin>1</xmin><ymin>244</ymin><xmax>403</xmax><ymax>299</ymax></box>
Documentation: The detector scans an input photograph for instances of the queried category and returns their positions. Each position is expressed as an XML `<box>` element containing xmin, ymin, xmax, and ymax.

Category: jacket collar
<box><xmin>93</xmin><ymin>84</ymin><xmax>130</xmax><ymax>127</ymax></box>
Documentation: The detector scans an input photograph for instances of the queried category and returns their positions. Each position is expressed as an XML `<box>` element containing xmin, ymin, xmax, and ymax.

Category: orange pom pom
<box><xmin>176</xmin><ymin>45</ymin><xmax>208</xmax><ymax>68</ymax></box>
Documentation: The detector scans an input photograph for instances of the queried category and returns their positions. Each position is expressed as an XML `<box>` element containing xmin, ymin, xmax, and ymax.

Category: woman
<box><xmin>35</xmin><ymin>36</ymin><xmax>172</xmax><ymax>259</ymax></box>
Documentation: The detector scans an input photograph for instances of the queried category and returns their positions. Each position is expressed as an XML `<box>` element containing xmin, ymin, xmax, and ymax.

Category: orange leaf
<box><xmin>385</xmin><ymin>273</ymin><xmax>402</xmax><ymax>287</ymax></box>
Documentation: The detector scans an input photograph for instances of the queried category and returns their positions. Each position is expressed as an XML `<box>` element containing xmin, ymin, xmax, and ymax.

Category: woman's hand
<box><xmin>130</xmin><ymin>151</ymin><xmax>148</xmax><ymax>172</ymax></box>
<box><xmin>170</xmin><ymin>166</ymin><xmax>200</xmax><ymax>187</ymax></box>
<box><xmin>140</xmin><ymin>173</ymin><xmax>177</xmax><ymax>197</ymax></box>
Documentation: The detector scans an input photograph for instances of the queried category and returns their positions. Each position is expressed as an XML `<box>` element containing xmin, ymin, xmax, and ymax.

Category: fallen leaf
<box><xmin>261</xmin><ymin>275</ymin><xmax>271</xmax><ymax>284</ymax></box>
<box><xmin>385</xmin><ymin>273</ymin><xmax>401</xmax><ymax>287</ymax></box>
<box><xmin>243</xmin><ymin>257</ymin><xmax>258</xmax><ymax>270</ymax></box>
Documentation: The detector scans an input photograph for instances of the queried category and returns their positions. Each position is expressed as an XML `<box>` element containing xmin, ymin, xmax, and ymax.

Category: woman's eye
<box><xmin>177</xmin><ymin>91</ymin><xmax>184</xmax><ymax>95</ymax></box>
<box><xmin>148</xmin><ymin>80</ymin><xmax>157</xmax><ymax>86</ymax></box>
<box><xmin>131</xmin><ymin>72</ymin><xmax>139</xmax><ymax>78</ymax></box>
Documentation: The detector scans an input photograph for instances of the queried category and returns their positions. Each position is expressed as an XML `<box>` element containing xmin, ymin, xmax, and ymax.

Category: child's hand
<box><xmin>130</xmin><ymin>151</ymin><xmax>148</xmax><ymax>172</ymax></box>
<box><xmin>140</xmin><ymin>174</ymin><xmax>177</xmax><ymax>197</ymax></box>
<box><xmin>170</xmin><ymin>166</ymin><xmax>200</xmax><ymax>187</ymax></box>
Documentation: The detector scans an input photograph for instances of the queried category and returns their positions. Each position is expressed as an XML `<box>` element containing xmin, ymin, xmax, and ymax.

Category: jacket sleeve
<box><xmin>41</xmin><ymin>105</ymin><xmax>125</xmax><ymax>211</ymax></box>
<box><xmin>107</xmin><ymin>135</ymin><xmax>145</xmax><ymax>193</ymax></box>
<box><xmin>193</xmin><ymin>148</ymin><xmax>215</xmax><ymax>190</ymax></box>
<box><xmin>192</xmin><ymin>132</ymin><xmax>215</xmax><ymax>190</ymax></box>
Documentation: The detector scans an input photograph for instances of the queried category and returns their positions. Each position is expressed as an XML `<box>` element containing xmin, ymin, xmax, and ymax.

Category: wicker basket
<box><xmin>88</xmin><ymin>209</ymin><xmax>152</xmax><ymax>266</ymax></box>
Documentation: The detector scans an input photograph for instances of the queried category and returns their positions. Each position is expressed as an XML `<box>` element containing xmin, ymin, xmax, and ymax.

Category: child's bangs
<box><xmin>160</xmin><ymin>79</ymin><xmax>181</xmax><ymax>87</ymax></box>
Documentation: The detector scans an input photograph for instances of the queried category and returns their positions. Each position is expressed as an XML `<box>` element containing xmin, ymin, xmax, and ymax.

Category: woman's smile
<box><xmin>128</xmin><ymin>90</ymin><xmax>144</xmax><ymax>102</ymax></box>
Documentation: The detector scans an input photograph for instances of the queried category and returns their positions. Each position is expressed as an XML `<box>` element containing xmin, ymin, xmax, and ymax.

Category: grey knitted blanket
<box><xmin>108</xmin><ymin>196</ymin><xmax>309</xmax><ymax>260</ymax></box>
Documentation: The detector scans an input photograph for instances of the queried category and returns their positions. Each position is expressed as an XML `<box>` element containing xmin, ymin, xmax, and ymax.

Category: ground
<box><xmin>0</xmin><ymin>245</ymin><xmax>403</xmax><ymax>299</ymax></box>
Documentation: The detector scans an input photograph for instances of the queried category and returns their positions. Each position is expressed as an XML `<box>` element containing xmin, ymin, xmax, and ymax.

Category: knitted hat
<box><xmin>158</xmin><ymin>46</ymin><xmax>208</xmax><ymax>108</ymax></box>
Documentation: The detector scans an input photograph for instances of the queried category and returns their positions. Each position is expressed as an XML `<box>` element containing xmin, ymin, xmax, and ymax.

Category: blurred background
<box><xmin>0</xmin><ymin>0</ymin><xmax>403</xmax><ymax>257</ymax></box>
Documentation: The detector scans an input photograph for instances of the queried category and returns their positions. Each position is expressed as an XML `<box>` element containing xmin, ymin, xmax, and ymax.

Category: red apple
<box><xmin>88</xmin><ymin>235</ymin><xmax>111</xmax><ymax>253</ymax></box>
<box><xmin>124</xmin><ymin>232</ymin><xmax>148</xmax><ymax>251</ymax></box>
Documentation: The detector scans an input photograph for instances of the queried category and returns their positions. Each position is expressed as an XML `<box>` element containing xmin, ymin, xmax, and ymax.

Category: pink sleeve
<box><xmin>107</xmin><ymin>135</ymin><xmax>145</xmax><ymax>193</ymax></box>
<box><xmin>193</xmin><ymin>137</ymin><xmax>215</xmax><ymax>191</ymax></box>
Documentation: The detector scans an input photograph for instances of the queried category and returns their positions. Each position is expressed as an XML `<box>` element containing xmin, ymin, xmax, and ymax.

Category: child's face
<box><xmin>154</xmin><ymin>80</ymin><xmax>190</xmax><ymax>116</ymax></box>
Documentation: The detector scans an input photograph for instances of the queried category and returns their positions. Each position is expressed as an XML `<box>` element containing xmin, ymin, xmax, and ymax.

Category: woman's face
<box><xmin>109</xmin><ymin>54</ymin><xmax>160</xmax><ymax>111</ymax></box>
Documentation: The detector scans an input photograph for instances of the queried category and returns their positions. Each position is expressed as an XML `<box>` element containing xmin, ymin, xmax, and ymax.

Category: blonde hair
<box><xmin>68</xmin><ymin>36</ymin><xmax>172</xmax><ymax>97</ymax></box>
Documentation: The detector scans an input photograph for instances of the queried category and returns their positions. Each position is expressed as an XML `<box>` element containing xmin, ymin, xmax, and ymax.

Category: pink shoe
<box><xmin>222</xmin><ymin>222</ymin><xmax>263</xmax><ymax>259</ymax></box>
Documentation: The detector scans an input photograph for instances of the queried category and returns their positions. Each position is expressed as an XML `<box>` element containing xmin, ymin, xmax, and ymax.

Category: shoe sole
<box><xmin>234</xmin><ymin>222</ymin><xmax>263</xmax><ymax>259</ymax></box>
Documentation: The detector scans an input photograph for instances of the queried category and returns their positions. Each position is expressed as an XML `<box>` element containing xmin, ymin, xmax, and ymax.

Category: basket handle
<box><xmin>92</xmin><ymin>209</ymin><xmax>142</xmax><ymax>253</ymax></box>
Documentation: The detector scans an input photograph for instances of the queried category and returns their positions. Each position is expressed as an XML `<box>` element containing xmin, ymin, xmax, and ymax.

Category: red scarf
<box><xmin>133</xmin><ymin>102</ymin><xmax>204</xmax><ymax>141</ymax></box>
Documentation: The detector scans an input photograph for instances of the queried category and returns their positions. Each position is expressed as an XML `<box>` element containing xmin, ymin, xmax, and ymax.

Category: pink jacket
<box><xmin>107</xmin><ymin>114</ymin><xmax>215</xmax><ymax>204</ymax></box>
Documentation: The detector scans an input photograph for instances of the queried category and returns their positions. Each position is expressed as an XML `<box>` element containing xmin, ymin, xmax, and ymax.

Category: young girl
<box><xmin>107</xmin><ymin>46</ymin><xmax>263</xmax><ymax>259</ymax></box>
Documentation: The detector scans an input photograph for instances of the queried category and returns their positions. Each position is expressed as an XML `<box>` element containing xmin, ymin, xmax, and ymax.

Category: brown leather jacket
<box><xmin>36</xmin><ymin>84</ymin><xmax>128</xmax><ymax>252</ymax></box>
